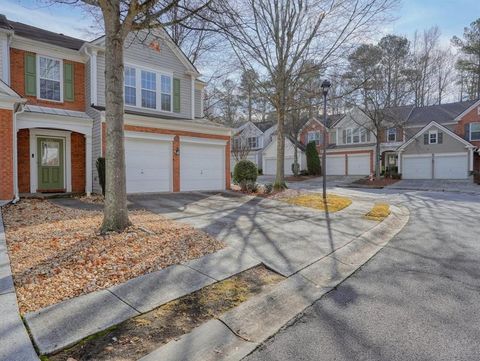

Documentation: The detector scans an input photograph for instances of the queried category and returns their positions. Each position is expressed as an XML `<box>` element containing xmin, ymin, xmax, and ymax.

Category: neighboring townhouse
<box><xmin>262</xmin><ymin>134</ymin><xmax>307</xmax><ymax>175</ymax></box>
<box><xmin>0</xmin><ymin>14</ymin><xmax>231</xmax><ymax>201</ymax></box>
<box><xmin>325</xmin><ymin>101</ymin><xmax>480</xmax><ymax>180</ymax></box>
<box><xmin>231</xmin><ymin>120</ymin><xmax>274</xmax><ymax>171</ymax></box>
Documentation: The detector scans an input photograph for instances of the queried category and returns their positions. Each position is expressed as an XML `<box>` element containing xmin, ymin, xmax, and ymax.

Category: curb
<box><xmin>382</xmin><ymin>186</ymin><xmax>480</xmax><ymax>196</ymax></box>
<box><xmin>140</xmin><ymin>204</ymin><xmax>410</xmax><ymax>361</ymax></box>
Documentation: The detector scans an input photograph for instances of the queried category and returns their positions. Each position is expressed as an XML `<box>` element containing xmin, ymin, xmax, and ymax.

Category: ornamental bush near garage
<box><xmin>306</xmin><ymin>141</ymin><xmax>321</xmax><ymax>175</ymax></box>
<box><xmin>233</xmin><ymin>159</ymin><xmax>258</xmax><ymax>184</ymax></box>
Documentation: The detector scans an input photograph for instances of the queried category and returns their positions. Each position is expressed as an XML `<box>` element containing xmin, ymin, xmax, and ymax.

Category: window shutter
<box><xmin>64</xmin><ymin>62</ymin><xmax>74</xmax><ymax>101</ymax></box>
<box><xmin>464</xmin><ymin>124</ymin><xmax>470</xmax><ymax>140</ymax></box>
<box><xmin>342</xmin><ymin>129</ymin><xmax>346</xmax><ymax>143</ymax></box>
<box><xmin>438</xmin><ymin>132</ymin><xmax>443</xmax><ymax>144</ymax></box>
<box><xmin>24</xmin><ymin>53</ymin><xmax>36</xmax><ymax>96</ymax></box>
<box><xmin>424</xmin><ymin>133</ymin><xmax>429</xmax><ymax>144</ymax></box>
<box><xmin>173</xmin><ymin>78</ymin><xmax>181</xmax><ymax>113</ymax></box>
<box><xmin>367</xmin><ymin>131</ymin><xmax>371</xmax><ymax>142</ymax></box>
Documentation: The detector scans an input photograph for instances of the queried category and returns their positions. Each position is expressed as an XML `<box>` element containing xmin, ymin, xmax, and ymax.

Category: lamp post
<box><xmin>321</xmin><ymin>79</ymin><xmax>331</xmax><ymax>200</ymax></box>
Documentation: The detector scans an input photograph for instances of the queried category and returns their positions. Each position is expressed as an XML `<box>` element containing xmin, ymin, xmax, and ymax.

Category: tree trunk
<box><xmin>274</xmin><ymin>105</ymin><xmax>286</xmax><ymax>190</ymax></box>
<box><xmin>293</xmin><ymin>143</ymin><xmax>298</xmax><ymax>177</ymax></box>
<box><xmin>375</xmin><ymin>137</ymin><xmax>381</xmax><ymax>178</ymax></box>
<box><xmin>101</xmin><ymin>8</ymin><xmax>131</xmax><ymax>233</ymax></box>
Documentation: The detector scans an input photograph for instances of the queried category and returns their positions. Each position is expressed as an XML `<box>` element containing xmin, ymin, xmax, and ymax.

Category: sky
<box><xmin>1</xmin><ymin>0</ymin><xmax>480</xmax><ymax>44</ymax></box>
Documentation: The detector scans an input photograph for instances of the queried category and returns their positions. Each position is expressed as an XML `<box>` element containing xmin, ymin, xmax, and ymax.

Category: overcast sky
<box><xmin>2</xmin><ymin>0</ymin><xmax>480</xmax><ymax>44</ymax></box>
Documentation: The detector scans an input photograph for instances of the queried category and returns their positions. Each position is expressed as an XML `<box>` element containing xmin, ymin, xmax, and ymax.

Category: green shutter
<box><xmin>173</xmin><ymin>78</ymin><xmax>181</xmax><ymax>113</ymax></box>
<box><xmin>24</xmin><ymin>53</ymin><xmax>36</xmax><ymax>96</ymax></box>
<box><xmin>64</xmin><ymin>62</ymin><xmax>74</xmax><ymax>101</ymax></box>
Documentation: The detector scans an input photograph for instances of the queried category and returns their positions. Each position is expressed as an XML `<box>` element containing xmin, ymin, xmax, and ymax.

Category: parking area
<box><xmin>128</xmin><ymin>191</ymin><xmax>379</xmax><ymax>277</ymax></box>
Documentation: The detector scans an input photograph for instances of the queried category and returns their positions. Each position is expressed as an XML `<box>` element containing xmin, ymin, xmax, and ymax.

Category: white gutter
<box><xmin>84</xmin><ymin>46</ymin><xmax>98</xmax><ymax>106</ymax></box>
<box><xmin>13</xmin><ymin>102</ymin><xmax>26</xmax><ymax>203</ymax></box>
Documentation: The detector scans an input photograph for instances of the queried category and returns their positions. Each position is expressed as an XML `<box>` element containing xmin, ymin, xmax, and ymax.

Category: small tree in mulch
<box><xmin>233</xmin><ymin>160</ymin><xmax>258</xmax><ymax>191</ymax></box>
<box><xmin>306</xmin><ymin>141</ymin><xmax>321</xmax><ymax>176</ymax></box>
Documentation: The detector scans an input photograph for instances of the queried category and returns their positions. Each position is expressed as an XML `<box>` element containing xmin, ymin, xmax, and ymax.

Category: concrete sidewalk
<box><xmin>0</xmin><ymin>206</ymin><xmax>40</xmax><ymax>361</ymax></box>
<box><xmin>385</xmin><ymin>179</ymin><xmax>480</xmax><ymax>194</ymax></box>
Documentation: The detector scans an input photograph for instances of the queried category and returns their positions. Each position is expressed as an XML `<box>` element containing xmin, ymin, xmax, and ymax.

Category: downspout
<box><xmin>12</xmin><ymin>102</ymin><xmax>26</xmax><ymax>203</ymax></box>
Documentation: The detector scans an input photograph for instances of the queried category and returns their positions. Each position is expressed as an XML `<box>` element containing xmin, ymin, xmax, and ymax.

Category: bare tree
<box><xmin>218</xmin><ymin>0</ymin><xmax>398</xmax><ymax>190</ymax></box>
<box><xmin>56</xmin><ymin>0</ymin><xmax>211</xmax><ymax>232</ymax></box>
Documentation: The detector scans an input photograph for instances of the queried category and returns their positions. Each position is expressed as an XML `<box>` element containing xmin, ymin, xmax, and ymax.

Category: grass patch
<box><xmin>48</xmin><ymin>266</ymin><xmax>284</xmax><ymax>361</ymax></box>
<box><xmin>284</xmin><ymin>193</ymin><xmax>352</xmax><ymax>212</ymax></box>
<box><xmin>365</xmin><ymin>203</ymin><xmax>391</xmax><ymax>221</ymax></box>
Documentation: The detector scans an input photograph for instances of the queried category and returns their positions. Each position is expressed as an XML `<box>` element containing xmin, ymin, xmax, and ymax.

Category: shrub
<box><xmin>96</xmin><ymin>157</ymin><xmax>106</xmax><ymax>196</ymax></box>
<box><xmin>240</xmin><ymin>180</ymin><xmax>258</xmax><ymax>193</ymax></box>
<box><xmin>291</xmin><ymin>162</ymin><xmax>300</xmax><ymax>176</ymax></box>
<box><xmin>263</xmin><ymin>183</ymin><xmax>273</xmax><ymax>194</ymax></box>
<box><xmin>306</xmin><ymin>141</ymin><xmax>321</xmax><ymax>175</ymax></box>
<box><xmin>258</xmin><ymin>168</ymin><xmax>263</xmax><ymax>175</ymax></box>
<box><xmin>233</xmin><ymin>160</ymin><xmax>258</xmax><ymax>184</ymax></box>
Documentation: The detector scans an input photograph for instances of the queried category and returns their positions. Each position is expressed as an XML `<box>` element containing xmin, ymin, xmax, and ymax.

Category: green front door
<box><xmin>37</xmin><ymin>137</ymin><xmax>64</xmax><ymax>191</ymax></box>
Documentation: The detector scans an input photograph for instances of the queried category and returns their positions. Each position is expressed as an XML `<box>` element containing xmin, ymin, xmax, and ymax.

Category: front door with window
<box><xmin>37</xmin><ymin>137</ymin><xmax>64</xmax><ymax>192</ymax></box>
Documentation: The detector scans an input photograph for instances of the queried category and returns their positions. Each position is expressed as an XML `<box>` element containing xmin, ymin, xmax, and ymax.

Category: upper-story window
<box><xmin>470</xmin><ymin>123</ymin><xmax>480</xmax><ymax>141</ymax></box>
<box><xmin>387</xmin><ymin>128</ymin><xmax>396</xmax><ymax>142</ymax></box>
<box><xmin>124</xmin><ymin>66</ymin><xmax>136</xmax><ymax>106</ymax></box>
<box><xmin>124</xmin><ymin>65</ymin><xmax>172</xmax><ymax>112</ymax></box>
<box><xmin>307</xmin><ymin>131</ymin><xmax>322</xmax><ymax>145</ymax></box>
<box><xmin>429</xmin><ymin>130</ymin><xmax>438</xmax><ymax>144</ymax></box>
<box><xmin>247</xmin><ymin>137</ymin><xmax>258</xmax><ymax>148</ymax></box>
<box><xmin>38</xmin><ymin>56</ymin><xmax>62</xmax><ymax>101</ymax></box>
<box><xmin>346</xmin><ymin>127</ymin><xmax>369</xmax><ymax>144</ymax></box>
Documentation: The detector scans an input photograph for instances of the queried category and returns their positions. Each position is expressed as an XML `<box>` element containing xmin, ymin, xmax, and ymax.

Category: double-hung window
<box><xmin>470</xmin><ymin>123</ymin><xmax>480</xmax><ymax>141</ymax></box>
<box><xmin>387</xmin><ymin>128</ymin><xmax>396</xmax><ymax>142</ymax></box>
<box><xmin>38</xmin><ymin>56</ymin><xmax>61</xmax><ymax>101</ymax></box>
<box><xmin>141</xmin><ymin>70</ymin><xmax>156</xmax><ymax>109</ymax></box>
<box><xmin>346</xmin><ymin>128</ymin><xmax>352</xmax><ymax>144</ymax></box>
<box><xmin>124</xmin><ymin>66</ymin><xmax>136</xmax><ymax>106</ymax></box>
<box><xmin>346</xmin><ymin>127</ymin><xmax>369</xmax><ymax>144</ymax></box>
<box><xmin>160</xmin><ymin>75</ymin><xmax>172</xmax><ymax>111</ymax></box>
<box><xmin>352</xmin><ymin>128</ymin><xmax>360</xmax><ymax>143</ymax></box>
<box><xmin>247</xmin><ymin>137</ymin><xmax>258</xmax><ymax>148</ymax></box>
<box><xmin>308</xmin><ymin>131</ymin><xmax>322</xmax><ymax>145</ymax></box>
<box><xmin>429</xmin><ymin>130</ymin><xmax>438</xmax><ymax>144</ymax></box>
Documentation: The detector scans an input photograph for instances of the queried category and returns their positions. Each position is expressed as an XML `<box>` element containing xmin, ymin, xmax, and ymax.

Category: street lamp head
<box><xmin>321</xmin><ymin>79</ymin><xmax>331</xmax><ymax>95</ymax></box>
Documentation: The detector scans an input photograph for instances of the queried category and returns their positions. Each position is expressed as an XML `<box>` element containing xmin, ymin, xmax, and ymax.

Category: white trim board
<box><xmin>180</xmin><ymin>136</ymin><xmax>227</xmax><ymax>146</ymax></box>
<box><xmin>125</xmin><ymin>131</ymin><xmax>174</xmax><ymax>142</ymax></box>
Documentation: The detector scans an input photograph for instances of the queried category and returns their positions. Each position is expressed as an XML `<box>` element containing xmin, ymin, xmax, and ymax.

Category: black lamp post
<box><xmin>321</xmin><ymin>79</ymin><xmax>331</xmax><ymax>200</ymax></box>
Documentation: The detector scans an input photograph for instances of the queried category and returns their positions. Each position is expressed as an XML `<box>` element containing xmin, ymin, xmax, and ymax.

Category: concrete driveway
<box><xmin>128</xmin><ymin>191</ymin><xmax>379</xmax><ymax>277</ymax></box>
<box><xmin>386</xmin><ymin>179</ymin><xmax>480</xmax><ymax>194</ymax></box>
<box><xmin>245</xmin><ymin>188</ymin><xmax>480</xmax><ymax>361</ymax></box>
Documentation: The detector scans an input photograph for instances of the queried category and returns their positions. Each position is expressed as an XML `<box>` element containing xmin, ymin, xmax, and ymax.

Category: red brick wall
<box><xmin>455</xmin><ymin>104</ymin><xmax>480</xmax><ymax>148</ymax></box>
<box><xmin>10</xmin><ymin>48</ymin><xmax>86</xmax><ymax>112</ymax></box>
<box><xmin>71</xmin><ymin>132</ymin><xmax>86</xmax><ymax>193</ymax></box>
<box><xmin>102</xmin><ymin>123</ymin><xmax>231</xmax><ymax>191</ymax></box>
<box><xmin>17</xmin><ymin>129</ymin><xmax>30</xmax><ymax>193</ymax></box>
<box><xmin>377</xmin><ymin>127</ymin><xmax>404</xmax><ymax>143</ymax></box>
<box><xmin>299</xmin><ymin>120</ymin><xmax>328</xmax><ymax>153</ymax></box>
<box><xmin>0</xmin><ymin>109</ymin><xmax>14</xmax><ymax>199</ymax></box>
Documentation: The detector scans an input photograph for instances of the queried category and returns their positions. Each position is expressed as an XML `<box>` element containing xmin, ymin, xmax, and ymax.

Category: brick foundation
<box><xmin>0</xmin><ymin>109</ymin><xmax>14</xmax><ymax>199</ymax></box>
<box><xmin>71</xmin><ymin>132</ymin><xmax>86</xmax><ymax>193</ymax></box>
<box><xmin>17</xmin><ymin>129</ymin><xmax>30</xmax><ymax>193</ymax></box>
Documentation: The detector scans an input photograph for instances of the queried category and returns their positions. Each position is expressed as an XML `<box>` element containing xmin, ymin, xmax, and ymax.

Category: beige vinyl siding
<box><xmin>96</xmin><ymin>32</ymin><xmax>192</xmax><ymax>119</ymax></box>
<box><xmin>194</xmin><ymin>89</ymin><xmax>202</xmax><ymax>118</ymax></box>
<box><xmin>403</xmin><ymin>125</ymin><xmax>468</xmax><ymax>155</ymax></box>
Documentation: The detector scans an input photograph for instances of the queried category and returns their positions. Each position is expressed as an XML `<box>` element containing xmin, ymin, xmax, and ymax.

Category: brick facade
<box><xmin>71</xmin><ymin>132</ymin><xmax>86</xmax><ymax>193</ymax></box>
<box><xmin>378</xmin><ymin>127</ymin><xmax>404</xmax><ymax>143</ymax></box>
<box><xmin>299</xmin><ymin>120</ymin><xmax>328</xmax><ymax>153</ymax></box>
<box><xmin>454</xmin><ymin>104</ymin><xmax>480</xmax><ymax>148</ymax></box>
<box><xmin>10</xmin><ymin>48</ymin><xmax>85</xmax><ymax>112</ymax></box>
<box><xmin>0</xmin><ymin>109</ymin><xmax>14</xmax><ymax>200</ymax></box>
<box><xmin>17</xmin><ymin>129</ymin><xmax>30</xmax><ymax>193</ymax></box>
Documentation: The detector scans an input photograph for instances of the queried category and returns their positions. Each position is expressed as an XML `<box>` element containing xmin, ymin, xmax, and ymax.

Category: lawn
<box><xmin>2</xmin><ymin>199</ymin><xmax>223</xmax><ymax>314</ymax></box>
<box><xmin>280</xmin><ymin>192</ymin><xmax>352</xmax><ymax>212</ymax></box>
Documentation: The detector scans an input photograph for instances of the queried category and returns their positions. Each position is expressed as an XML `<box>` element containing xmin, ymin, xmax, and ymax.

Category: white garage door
<box><xmin>125</xmin><ymin>137</ymin><xmax>172</xmax><ymax>193</ymax></box>
<box><xmin>326</xmin><ymin>155</ymin><xmax>345</xmax><ymax>175</ymax></box>
<box><xmin>402</xmin><ymin>155</ymin><xmax>432</xmax><ymax>179</ymax></box>
<box><xmin>347</xmin><ymin>154</ymin><xmax>370</xmax><ymax>175</ymax></box>
<box><xmin>181</xmin><ymin>141</ymin><xmax>225</xmax><ymax>191</ymax></box>
<box><xmin>264</xmin><ymin>157</ymin><xmax>295</xmax><ymax>175</ymax></box>
<box><xmin>434</xmin><ymin>153</ymin><xmax>468</xmax><ymax>179</ymax></box>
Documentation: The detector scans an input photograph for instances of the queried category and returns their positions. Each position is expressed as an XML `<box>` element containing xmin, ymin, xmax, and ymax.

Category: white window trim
<box><xmin>469</xmin><ymin>122</ymin><xmax>480</xmax><ymax>141</ymax></box>
<box><xmin>248</xmin><ymin>136</ymin><xmax>258</xmax><ymax>149</ymax></box>
<box><xmin>124</xmin><ymin>63</ymin><xmax>173</xmax><ymax>113</ymax></box>
<box><xmin>140</xmin><ymin>69</ymin><xmax>157</xmax><ymax>109</ymax></box>
<box><xmin>387</xmin><ymin>128</ymin><xmax>396</xmax><ymax>142</ymax></box>
<box><xmin>36</xmin><ymin>54</ymin><xmax>63</xmax><ymax>103</ymax></box>
<box><xmin>429</xmin><ymin>130</ymin><xmax>438</xmax><ymax>144</ymax></box>
<box><xmin>345</xmin><ymin>127</ymin><xmax>369</xmax><ymax>144</ymax></box>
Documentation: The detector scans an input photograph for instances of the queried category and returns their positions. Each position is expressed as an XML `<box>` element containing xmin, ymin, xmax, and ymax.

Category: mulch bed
<box><xmin>2</xmin><ymin>199</ymin><xmax>224</xmax><ymax>314</ymax></box>
<box><xmin>352</xmin><ymin>177</ymin><xmax>400</xmax><ymax>187</ymax></box>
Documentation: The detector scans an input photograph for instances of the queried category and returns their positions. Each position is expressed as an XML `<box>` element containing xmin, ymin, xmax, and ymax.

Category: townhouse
<box><xmin>0</xmin><ymin>14</ymin><xmax>231</xmax><ymax>201</ymax></box>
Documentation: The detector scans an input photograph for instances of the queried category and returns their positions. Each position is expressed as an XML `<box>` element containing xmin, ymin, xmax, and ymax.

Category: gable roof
<box><xmin>0</xmin><ymin>15</ymin><xmax>85</xmax><ymax>50</ymax></box>
<box><xmin>0</xmin><ymin>79</ymin><xmax>21</xmax><ymax>99</ymax></box>
<box><xmin>397</xmin><ymin>120</ymin><xmax>475</xmax><ymax>152</ymax></box>
<box><xmin>255</xmin><ymin>121</ymin><xmax>275</xmax><ymax>132</ymax></box>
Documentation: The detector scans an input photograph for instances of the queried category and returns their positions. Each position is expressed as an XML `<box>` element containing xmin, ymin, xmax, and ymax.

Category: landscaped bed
<box><xmin>2</xmin><ymin>199</ymin><xmax>224</xmax><ymax>314</ymax></box>
<box><xmin>271</xmin><ymin>189</ymin><xmax>352</xmax><ymax>212</ymax></box>
<box><xmin>352</xmin><ymin>177</ymin><xmax>400</xmax><ymax>187</ymax></box>
<box><xmin>365</xmin><ymin>203</ymin><xmax>391</xmax><ymax>221</ymax></box>
<box><xmin>48</xmin><ymin>265</ymin><xmax>284</xmax><ymax>361</ymax></box>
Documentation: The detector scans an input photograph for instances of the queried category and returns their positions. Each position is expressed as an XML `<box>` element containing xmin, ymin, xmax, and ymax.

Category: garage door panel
<box><xmin>326</xmin><ymin>155</ymin><xmax>345</xmax><ymax>175</ymax></box>
<box><xmin>434</xmin><ymin>154</ymin><xmax>468</xmax><ymax>179</ymax></box>
<box><xmin>402</xmin><ymin>155</ymin><xmax>432</xmax><ymax>179</ymax></box>
<box><xmin>125</xmin><ymin>138</ymin><xmax>172</xmax><ymax>193</ymax></box>
<box><xmin>181</xmin><ymin>142</ymin><xmax>225</xmax><ymax>191</ymax></box>
<box><xmin>263</xmin><ymin>157</ymin><xmax>295</xmax><ymax>175</ymax></box>
<box><xmin>347</xmin><ymin>154</ymin><xmax>370</xmax><ymax>175</ymax></box>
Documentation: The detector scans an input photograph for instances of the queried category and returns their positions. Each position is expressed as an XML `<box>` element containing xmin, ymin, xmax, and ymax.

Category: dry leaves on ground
<box><xmin>365</xmin><ymin>203</ymin><xmax>391</xmax><ymax>221</ymax></box>
<box><xmin>272</xmin><ymin>190</ymin><xmax>352</xmax><ymax>212</ymax></box>
<box><xmin>2</xmin><ymin>199</ymin><xmax>224</xmax><ymax>314</ymax></box>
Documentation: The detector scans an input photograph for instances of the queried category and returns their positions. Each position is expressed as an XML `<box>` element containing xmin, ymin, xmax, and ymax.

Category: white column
<box><xmin>191</xmin><ymin>75</ymin><xmax>195</xmax><ymax>120</ymax></box>
<box><xmin>85</xmin><ymin>134</ymin><xmax>93</xmax><ymax>196</ymax></box>
<box><xmin>397</xmin><ymin>151</ymin><xmax>402</xmax><ymax>174</ymax></box>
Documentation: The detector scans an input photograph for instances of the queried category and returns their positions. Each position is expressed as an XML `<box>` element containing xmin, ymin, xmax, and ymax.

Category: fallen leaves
<box><xmin>2</xmin><ymin>199</ymin><xmax>224</xmax><ymax>314</ymax></box>
<box><xmin>280</xmin><ymin>192</ymin><xmax>352</xmax><ymax>212</ymax></box>
<box><xmin>365</xmin><ymin>203</ymin><xmax>391</xmax><ymax>221</ymax></box>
